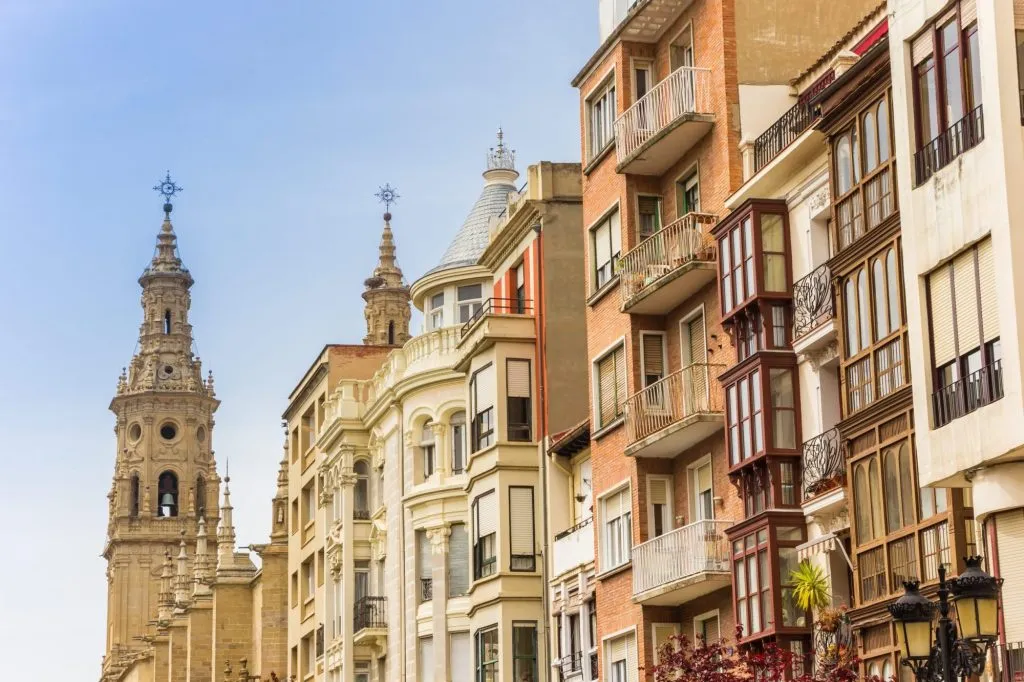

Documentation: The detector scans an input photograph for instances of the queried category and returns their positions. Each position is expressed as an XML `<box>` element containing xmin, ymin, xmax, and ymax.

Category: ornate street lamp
<box><xmin>889</xmin><ymin>557</ymin><xmax>1004</xmax><ymax>682</ymax></box>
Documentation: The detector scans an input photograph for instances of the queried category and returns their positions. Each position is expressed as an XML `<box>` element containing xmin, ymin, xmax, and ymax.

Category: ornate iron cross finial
<box><xmin>153</xmin><ymin>171</ymin><xmax>182</xmax><ymax>216</ymax></box>
<box><xmin>375</xmin><ymin>183</ymin><xmax>399</xmax><ymax>213</ymax></box>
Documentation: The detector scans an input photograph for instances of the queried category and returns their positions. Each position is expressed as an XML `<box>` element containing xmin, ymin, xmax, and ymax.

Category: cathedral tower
<box><xmin>102</xmin><ymin>178</ymin><xmax>221</xmax><ymax>662</ymax></box>
<box><xmin>362</xmin><ymin>185</ymin><xmax>411</xmax><ymax>345</ymax></box>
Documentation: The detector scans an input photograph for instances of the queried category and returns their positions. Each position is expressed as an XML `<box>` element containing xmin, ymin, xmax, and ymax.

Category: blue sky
<box><xmin>0</xmin><ymin>1</ymin><xmax>593</xmax><ymax>676</ymax></box>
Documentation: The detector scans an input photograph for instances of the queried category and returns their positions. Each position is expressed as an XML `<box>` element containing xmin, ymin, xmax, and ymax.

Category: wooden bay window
<box><xmin>715</xmin><ymin>199</ymin><xmax>791</xmax><ymax>322</ymax></box>
<box><xmin>731</xmin><ymin>522</ymin><xmax>808</xmax><ymax>642</ymax></box>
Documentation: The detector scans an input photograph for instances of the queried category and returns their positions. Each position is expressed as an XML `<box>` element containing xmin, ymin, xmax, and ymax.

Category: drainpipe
<box><xmin>397</xmin><ymin>399</ymin><xmax>406</xmax><ymax>682</ymax></box>
<box><xmin>534</xmin><ymin>220</ymin><xmax>553</xmax><ymax>675</ymax></box>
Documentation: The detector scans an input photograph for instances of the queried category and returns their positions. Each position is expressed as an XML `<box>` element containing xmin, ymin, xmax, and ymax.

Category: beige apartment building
<box><xmin>887</xmin><ymin>0</ymin><xmax>1024</xmax><ymax>666</ymax></box>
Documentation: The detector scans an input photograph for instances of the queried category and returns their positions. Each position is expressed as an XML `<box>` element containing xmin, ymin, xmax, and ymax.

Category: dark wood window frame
<box><xmin>724</xmin><ymin>356</ymin><xmax>802</xmax><ymax>473</ymax></box>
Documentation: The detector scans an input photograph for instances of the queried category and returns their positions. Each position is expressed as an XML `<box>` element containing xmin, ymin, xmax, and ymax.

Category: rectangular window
<box><xmin>676</xmin><ymin>171</ymin><xmax>700</xmax><ymax>217</ymax></box>
<box><xmin>354</xmin><ymin>662</ymin><xmax>370</xmax><ymax>682</ymax></box>
<box><xmin>458</xmin><ymin>284</ymin><xmax>483</xmax><ymax>324</ymax></box>
<box><xmin>605</xmin><ymin>632</ymin><xmax>636</xmax><ymax>682</ymax></box>
<box><xmin>509</xmin><ymin>486</ymin><xmax>536</xmax><ymax>571</ymax></box>
<box><xmin>302</xmin><ymin>558</ymin><xmax>314</xmax><ymax>602</ymax></box>
<box><xmin>302</xmin><ymin>483</ymin><xmax>316</xmax><ymax>526</ymax></box>
<box><xmin>921</xmin><ymin>521</ymin><xmax>951</xmax><ymax>581</ymax></box>
<box><xmin>301</xmin><ymin>407</ymin><xmax>315</xmax><ymax>452</ymax></box>
<box><xmin>417</xmin><ymin>530</ymin><xmax>432</xmax><ymax>603</ymax></box>
<box><xmin>420</xmin><ymin>422</ymin><xmax>436</xmax><ymax>480</ymax></box>
<box><xmin>513</xmin><ymin>622</ymin><xmax>538</xmax><ymax>682</ymax></box>
<box><xmin>451</xmin><ymin>412</ymin><xmax>466</xmax><ymax>474</ymax></box>
<box><xmin>470</xmin><ymin>363</ymin><xmax>495</xmax><ymax>451</ymax></box>
<box><xmin>653</xmin><ymin>623</ymin><xmax>681</xmax><ymax>665</ymax></box>
<box><xmin>727</xmin><ymin>369</ymin><xmax>763</xmax><ymax>466</ymax></box>
<box><xmin>601</xmin><ymin>485</ymin><xmax>632</xmax><ymax>570</ymax></box>
<box><xmin>506</xmin><ymin>359</ymin><xmax>532</xmax><ymax>442</ymax></box>
<box><xmin>1016</xmin><ymin>30</ymin><xmax>1024</xmax><ymax>124</ymax></box>
<box><xmin>291</xmin><ymin>571</ymin><xmax>298</xmax><ymax>607</ymax></box>
<box><xmin>472</xmin><ymin>491</ymin><xmax>497</xmax><ymax>579</ymax></box>
<box><xmin>732</xmin><ymin>529</ymin><xmax>771</xmax><ymax>637</ymax></box>
<box><xmin>647</xmin><ymin>475</ymin><xmax>673</xmax><ymax>538</ymax></box>
<box><xmin>591</xmin><ymin>209</ymin><xmax>622</xmax><ymax>291</ymax></box>
<box><xmin>637</xmin><ymin>195</ymin><xmax>663</xmax><ymax>241</ymax></box>
<box><xmin>448</xmin><ymin>523</ymin><xmax>469</xmax><ymax>597</ymax></box>
<box><xmin>514</xmin><ymin>262</ymin><xmax>527</xmax><ymax>313</ymax></box>
<box><xmin>475</xmin><ymin>625</ymin><xmax>499</xmax><ymax>682</ymax></box>
<box><xmin>928</xmin><ymin>239</ymin><xmax>1001</xmax><ymax>426</ymax></box>
<box><xmin>587</xmin><ymin>76</ymin><xmax>617</xmax><ymax>160</ymax></box>
<box><xmin>692</xmin><ymin>461</ymin><xmax>713</xmax><ymax>521</ymax></box>
<box><xmin>768</xmin><ymin>368</ymin><xmax>796</xmax><ymax>450</ymax></box>
<box><xmin>430</xmin><ymin>292</ymin><xmax>445</xmax><ymax>330</ymax></box>
<box><xmin>595</xmin><ymin>343</ymin><xmax>627</xmax><ymax>429</ymax></box>
<box><xmin>859</xmin><ymin>545</ymin><xmax>887</xmax><ymax>602</ymax></box>
<box><xmin>639</xmin><ymin>331</ymin><xmax>666</xmax><ymax>390</ymax></box>
<box><xmin>716</xmin><ymin>204</ymin><xmax>789</xmax><ymax>317</ymax></box>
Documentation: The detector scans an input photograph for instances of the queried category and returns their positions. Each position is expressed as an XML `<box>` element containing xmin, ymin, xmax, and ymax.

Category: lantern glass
<box><xmin>895</xmin><ymin>619</ymin><xmax>934</xmax><ymax>661</ymax></box>
<box><xmin>955</xmin><ymin>594</ymin><xmax>999</xmax><ymax>641</ymax></box>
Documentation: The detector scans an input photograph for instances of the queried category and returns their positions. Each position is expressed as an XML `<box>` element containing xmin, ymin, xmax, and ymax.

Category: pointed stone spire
<box><xmin>217</xmin><ymin>472</ymin><xmax>237</xmax><ymax>570</ymax></box>
<box><xmin>174</xmin><ymin>532</ymin><xmax>190</xmax><ymax>610</ymax></box>
<box><xmin>193</xmin><ymin>516</ymin><xmax>212</xmax><ymax>596</ymax></box>
<box><xmin>157</xmin><ymin>551</ymin><xmax>174</xmax><ymax>622</ymax></box>
<box><xmin>362</xmin><ymin>190</ymin><xmax>412</xmax><ymax>346</ymax></box>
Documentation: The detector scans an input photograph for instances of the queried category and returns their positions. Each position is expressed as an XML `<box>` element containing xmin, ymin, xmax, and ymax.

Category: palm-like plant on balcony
<box><xmin>790</xmin><ymin>560</ymin><xmax>831</xmax><ymax>612</ymax></box>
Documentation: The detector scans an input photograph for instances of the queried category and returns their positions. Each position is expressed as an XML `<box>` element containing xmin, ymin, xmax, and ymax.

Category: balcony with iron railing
<box><xmin>632</xmin><ymin>518</ymin><xmax>732</xmax><ymax>605</ymax></box>
<box><xmin>619</xmin><ymin>212</ymin><xmax>718</xmax><ymax>315</ymax></box>
<box><xmin>801</xmin><ymin>427</ymin><xmax>845</xmax><ymax>503</ymax></box>
<box><xmin>614</xmin><ymin>66</ymin><xmax>714</xmax><ymax>175</ymax></box>
<box><xmin>420</xmin><ymin>577</ymin><xmax>433</xmax><ymax>602</ymax></box>
<box><xmin>932</xmin><ymin>360</ymin><xmax>1004</xmax><ymax>429</ymax></box>
<box><xmin>914</xmin><ymin>106</ymin><xmax>985</xmax><ymax>187</ymax></box>
<box><xmin>559</xmin><ymin>652</ymin><xmax>583</xmax><ymax>679</ymax></box>
<box><xmin>997</xmin><ymin>641</ymin><xmax>1024</xmax><ymax>682</ymax></box>
<box><xmin>353</xmin><ymin>596</ymin><xmax>387</xmax><ymax>642</ymax></box>
<box><xmin>552</xmin><ymin>517</ymin><xmax>595</xmax><ymax>577</ymax></box>
<box><xmin>752</xmin><ymin>72</ymin><xmax>835</xmax><ymax>176</ymax></box>
<box><xmin>456</xmin><ymin>297</ymin><xmax>535</xmax><ymax>360</ymax></box>
<box><xmin>792</xmin><ymin>263</ymin><xmax>835</xmax><ymax>354</ymax></box>
<box><xmin>625</xmin><ymin>363</ymin><xmax>725</xmax><ymax>458</ymax></box>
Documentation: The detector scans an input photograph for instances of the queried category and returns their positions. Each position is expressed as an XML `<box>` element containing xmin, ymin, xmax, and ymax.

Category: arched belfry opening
<box><xmin>157</xmin><ymin>471</ymin><xmax>178</xmax><ymax>517</ymax></box>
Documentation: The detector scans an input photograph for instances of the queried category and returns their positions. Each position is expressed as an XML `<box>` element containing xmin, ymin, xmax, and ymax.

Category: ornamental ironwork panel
<box><xmin>793</xmin><ymin>263</ymin><xmax>834</xmax><ymax>339</ymax></box>
<box><xmin>801</xmin><ymin>427</ymin><xmax>845</xmax><ymax>500</ymax></box>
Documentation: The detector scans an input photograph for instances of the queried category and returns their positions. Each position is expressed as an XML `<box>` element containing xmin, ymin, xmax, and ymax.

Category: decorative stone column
<box><xmin>427</xmin><ymin>524</ymin><xmax>451</xmax><ymax>681</ymax></box>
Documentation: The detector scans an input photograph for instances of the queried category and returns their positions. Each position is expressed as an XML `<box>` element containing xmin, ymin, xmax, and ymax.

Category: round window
<box><xmin>128</xmin><ymin>423</ymin><xmax>142</xmax><ymax>442</ymax></box>
<box><xmin>160</xmin><ymin>423</ymin><xmax>177</xmax><ymax>441</ymax></box>
<box><xmin>196</xmin><ymin>426</ymin><xmax>206</xmax><ymax>443</ymax></box>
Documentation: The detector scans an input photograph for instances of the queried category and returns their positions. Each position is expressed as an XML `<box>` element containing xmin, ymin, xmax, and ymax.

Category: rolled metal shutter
<box><xmin>929</xmin><ymin>265</ymin><xmax>956</xmax><ymax>365</ymax></box>
<box><xmin>978</xmin><ymin>239</ymin><xmax>998</xmax><ymax>341</ymax></box>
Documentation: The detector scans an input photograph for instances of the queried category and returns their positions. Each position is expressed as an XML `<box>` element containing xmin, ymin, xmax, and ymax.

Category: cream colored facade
<box><xmin>888</xmin><ymin>0</ymin><xmax>1024</xmax><ymax>648</ymax></box>
<box><xmin>101</xmin><ymin>204</ymin><xmax>289</xmax><ymax>682</ymax></box>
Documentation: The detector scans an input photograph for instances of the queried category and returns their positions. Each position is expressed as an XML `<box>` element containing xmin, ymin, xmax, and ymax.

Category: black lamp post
<box><xmin>889</xmin><ymin>556</ymin><xmax>1003</xmax><ymax>682</ymax></box>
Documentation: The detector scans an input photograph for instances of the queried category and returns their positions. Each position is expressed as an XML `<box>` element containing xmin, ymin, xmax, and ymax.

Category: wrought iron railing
<box><xmin>914</xmin><ymin>105</ymin><xmax>985</xmax><ymax>186</ymax></box>
<box><xmin>590</xmin><ymin>652</ymin><xmax>598</xmax><ymax>679</ymax></box>
<box><xmin>560</xmin><ymin>652</ymin><xmax>583</xmax><ymax>676</ymax></box>
<box><xmin>316</xmin><ymin>623</ymin><xmax>324</xmax><ymax>657</ymax></box>
<box><xmin>932</xmin><ymin>360</ymin><xmax>1003</xmax><ymax>428</ymax></box>
<box><xmin>615</xmin><ymin>65</ymin><xmax>712</xmax><ymax>164</ymax></box>
<box><xmin>632</xmin><ymin>519</ymin><xmax>732</xmax><ymax>597</ymax></box>
<box><xmin>812</xmin><ymin>611</ymin><xmax>852</xmax><ymax>675</ymax></box>
<box><xmin>625</xmin><ymin>363</ymin><xmax>725</xmax><ymax>444</ymax></box>
<box><xmin>420</xmin><ymin>577</ymin><xmax>433</xmax><ymax>602</ymax></box>
<box><xmin>353</xmin><ymin>595</ymin><xmax>387</xmax><ymax>632</ymax></box>
<box><xmin>801</xmin><ymin>427</ymin><xmax>845</xmax><ymax>500</ymax></box>
<box><xmin>752</xmin><ymin>71</ymin><xmax>834</xmax><ymax>173</ymax></box>
<box><xmin>998</xmin><ymin>641</ymin><xmax>1024</xmax><ymax>682</ymax></box>
<box><xmin>460</xmin><ymin>297</ymin><xmax>533</xmax><ymax>337</ymax></box>
<box><xmin>619</xmin><ymin>212</ymin><xmax>717</xmax><ymax>306</ymax></box>
<box><xmin>793</xmin><ymin>263</ymin><xmax>833</xmax><ymax>339</ymax></box>
<box><xmin>353</xmin><ymin>509</ymin><xmax>370</xmax><ymax>520</ymax></box>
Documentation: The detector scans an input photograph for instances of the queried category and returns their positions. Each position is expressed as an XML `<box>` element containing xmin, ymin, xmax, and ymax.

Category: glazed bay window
<box><xmin>587</xmin><ymin>75</ymin><xmax>617</xmax><ymax>160</ymax></box>
<box><xmin>716</xmin><ymin>200</ymin><xmax>790</xmax><ymax>320</ymax></box>
<box><xmin>470</xmin><ymin>363</ymin><xmax>495</xmax><ymax>451</ymax></box>
<box><xmin>733</xmin><ymin>525</ymin><xmax>807</xmax><ymax>641</ymax></box>
<box><xmin>832</xmin><ymin>91</ymin><xmax>895</xmax><ymax>250</ymax></box>
<box><xmin>472</xmin><ymin>491</ymin><xmax>497</xmax><ymax>579</ymax></box>
<box><xmin>912</xmin><ymin>3</ymin><xmax>983</xmax><ymax>185</ymax></box>
<box><xmin>594</xmin><ymin>342</ymin><xmax>626</xmax><ymax>429</ymax></box>
<box><xmin>726</xmin><ymin>363</ymin><xmax>798</xmax><ymax>469</ymax></box>
<box><xmin>458</xmin><ymin>284</ymin><xmax>483</xmax><ymax>324</ymax></box>
<box><xmin>512</xmin><ymin>622</ymin><xmax>538</xmax><ymax>682</ymax></box>
<box><xmin>600</xmin><ymin>485</ymin><xmax>632</xmax><ymax>571</ymax></box>
<box><xmin>506</xmin><ymin>359</ymin><xmax>532</xmax><ymax>442</ymax></box>
<box><xmin>840</xmin><ymin>242</ymin><xmax>906</xmax><ymax>415</ymax></box>
<box><xmin>927</xmin><ymin>238</ymin><xmax>1001</xmax><ymax>427</ymax></box>
<box><xmin>591</xmin><ymin>208</ymin><xmax>622</xmax><ymax>291</ymax></box>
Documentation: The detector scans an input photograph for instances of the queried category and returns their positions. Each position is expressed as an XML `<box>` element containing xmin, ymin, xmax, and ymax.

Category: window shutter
<box><xmin>448</xmin><ymin>524</ymin><xmax>468</xmax><ymax>595</ymax></box>
<box><xmin>610</xmin><ymin>210</ymin><xmax>622</xmax><ymax>258</ymax></box>
<box><xmin>507</xmin><ymin>359</ymin><xmax>531</xmax><ymax>398</ymax></box>
<box><xmin>450</xmin><ymin>633</ymin><xmax>471</xmax><ymax>682</ymax></box>
<box><xmin>977</xmin><ymin>239</ymin><xmax>998</xmax><ymax>342</ymax></box>
<box><xmin>688</xmin><ymin>314</ymin><xmax>706</xmax><ymax>365</ymax></box>
<box><xmin>649</xmin><ymin>478</ymin><xmax>668</xmax><ymax>506</ymax></box>
<box><xmin>961</xmin><ymin>0</ymin><xmax>977</xmax><ymax>25</ymax></box>
<box><xmin>697</xmin><ymin>463</ymin><xmax>712</xmax><ymax>494</ymax></box>
<box><xmin>417</xmin><ymin>530</ymin><xmax>432</xmax><ymax>580</ymax></box>
<box><xmin>476</xmin><ymin>365</ymin><xmax>495</xmax><ymax>411</ymax></box>
<box><xmin>639</xmin><ymin>196</ymin><xmax>661</xmax><ymax>223</ymax></box>
<box><xmin>929</xmin><ymin>266</ymin><xmax>956</xmax><ymax>365</ymax></box>
<box><xmin>598</xmin><ymin>354</ymin><xmax>617</xmax><ymax>425</ymax></box>
<box><xmin>1016</xmin><ymin>0</ymin><xmax>1024</xmax><ymax>29</ymax></box>
<box><xmin>953</xmin><ymin>250</ymin><xmax>981</xmax><ymax>353</ymax></box>
<box><xmin>626</xmin><ymin>634</ymin><xmax>638</xmax><ymax>681</ymax></box>
<box><xmin>996</xmin><ymin>512</ymin><xmax>1024</xmax><ymax>642</ymax></box>
<box><xmin>912</xmin><ymin>31</ymin><xmax>934</xmax><ymax>66</ymax></box>
<box><xmin>641</xmin><ymin>334</ymin><xmax>665</xmax><ymax>379</ymax></box>
<box><xmin>509</xmin><ymin>487</ymin><xmax>535</xmax><ymax>557</ymax></box>
<box><xmin>614</xmin><ymin>345</ymin><xmax>627</xmax><ymax>412</ymax></box>
<box><xmin>595</xmin><ymin>223</ymin><xmax>611</xmax><ymax>266</ymax></box>
<box><xmin>609</xmin><ymin>635</ymin><xmax>627</xmax><ymax>663</ymax></box>
<box><xmin>419</xmin><ymin>637</ymin><xmax>434</xmax><ymax>682</ymax></box>
<box><xmin>477</xmin><ymin>492</ymin><xmax>497</xmax><ymax>537</ymax></box>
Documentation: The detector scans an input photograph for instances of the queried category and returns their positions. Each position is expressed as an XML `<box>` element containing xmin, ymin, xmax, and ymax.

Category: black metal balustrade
<box><xmin>802</xmin><ymin>427</ymin><xmax>845</xmax><ymax>500</ymax></box>
<box><xmin>914</xmin><ymin>105</ymin><xmax>985</xmax><ymax>186</ymax></box>
<box><xmin>590</xmin><ymin>652</ymin><xmax>598</xmax><ymax>679</ymax></box>
<box><xmin>752</xmin><ymin>71</ymin><xmax>834</xmax><ymax>173</ymax></box>
<box><xmin>460</xmin><ymin>297</ymin><xmax>533</xmax><ymax>337</ymax></box>
<box><xmin>793</xmin><ymin>263</ymin><xmax>834</xmax><ymax>339</ymax></box>
<box><xmin>353</xmin><ymin>509</ymin><xmax>370</xmax><ymax>521</ymax></box>
<box><xmin>932</xmin><ymin>360</ymin><xmax>1003</xmax><ymax>428</ymax></box>
<box><xmin>420</xmin><ymin>577</ymin><xmax>433</xmax><ymax>602</ymax></box>
<box><xmin>316</xmin><ymin>623</ymin><xmax>324</xmax><ymax>657</ymax></box>
<box><xmin>353</xmin><ymin>595</ymin><xmax>387</xmax><ymax>632</ymax></box>
<box><xmin>560</xmin><ymin>652</ymin><xmax>583</xmax><ymax>676</ymax></box>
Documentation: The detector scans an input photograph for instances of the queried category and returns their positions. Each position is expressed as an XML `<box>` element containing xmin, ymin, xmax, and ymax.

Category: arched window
<box><xmin>354</xmin><ymin>460</ymin><xmax>369</xmax><ymax>518</ymax></box>
<box><xmin>163</xmin><ymin>310</ymin><xmax>172</xmax><ymax>335</ymax></box>
<box><xmin>195</xmin><ymin>475</ymin><xmax>206</xmax><ymax>517</ymax></box>
<box><xmin>450</xmin><ymin>411</ymin><xmax>466</xmax><ymax>475</ymax></box>
<box><xmin>157</xmin><ymin>471</ymin><xmax>178</xmax><ymax>517</ymax></box>
<box><xmin>858</xmin><ymin>269</ymin><xmax>870</xmax><ymax>350</ymax></box>
<box><xmin>877</xmin><ymin>99</ymin><xmax>890</xmax><ymax>163</ymax></box>
<box><xmin>899</xmin><ymin>443</ymin><xmax>916</xmax><ymax>526</ymax></box>
<box><xmin>886</xmin><ymin>249</ymin><xmax>901</xmax><ymax>333</ymax></box>
<box><xmin>868</xmin><ymin>458</ymin><xmax>884</xmax><ymax>540</ymax></box>
<box><xmin>863</xmin><ymin>109</ymin><xmax>878</xmax><ymax>172</ymax></box>
<box><xmin>420</xmin><ymin>422</ymin><xmax>436</xmax><ymax>480</ymax></box>
<box><xmin>836</xmin><ymin>134</ymin><xmax>854</xmax><ymax>195</ymax></box>
<box><xmin>854</xmin><ymin>463</ymin><xmax>872</xmax><ymax>544</ymax></box>
<box><xmin>845</xmin><ymin>279</ymin><xmax>859</xmax><ymax>356</ymax></box>
<box><xmin>883</xmin><ymin>448</ymin><xmax>902</xmax><ymax>533</ymax></box>
<box><xmin>130</xmin><ymin>473</ymin><xmax>140</xmax><ymax>518</ymax></box>
<box><xmin>388</xmin><ymin>321</ymin><xmax>395</xmax><ymax>345</ymax></box>
<box><xmin>873</xmin><ymin>258</ymin><xmax>889</xmax><ymax>340</ymax></box>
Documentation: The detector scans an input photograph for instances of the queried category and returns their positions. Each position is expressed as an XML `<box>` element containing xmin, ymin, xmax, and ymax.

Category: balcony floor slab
<box><xmin>617</xmin><ymin>115</ymin><xmax>715</xmax><ymax>176</ymax></box>
<box><xmin>622</xmin><ymin>261</ymin><xmax>716</xmax><ymax>315</ymax></box>
<box><xmin>632</xmin><ymin>571</ymin><xmax>730</xmax><ymax>606</ymax></box>
<box><xmin>625</xmin><ymin>413</ymin><xmax>723</xmax><ymax>458</ymax></box>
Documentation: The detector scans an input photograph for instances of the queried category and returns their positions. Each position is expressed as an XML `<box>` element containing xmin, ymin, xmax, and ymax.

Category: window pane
<box><xmin>845</xmin><ymin>279</ymin><xmax>859</xmax><ymax>355</ymax></box>
<box><xmin>887</xmin><ymin>249</ymin><xmax>901</xmax><ymax>332</ymax></box>
<box><xmin>863</xmin><ymin>110</ymin><xmax>878</xmax><ymax>171</ymax></box>
<box><xmin>873</xmin><ymin>258</ymin><xmax>889</xmax><ymax>340</ymax></box>
<box><xmin>836</xmin><ymin>135</ymin><xmax>853</xmax><ymax>195</ymax></box>
<box><xmin>855</xmin><ymin>463</ymin><xmax>873</xmax><ymax>543</ymax></box>
<box><xmin>761</xmin><ymin>213</ymin><xmax>786</xmax><ymax>292</ymax></box>
<box><xmin>899</xmin><ymin>444</ymin><xmax>917</xmax><ymax>524</ymax></box>
<box><xmin>858</xmin><ymin>269</ymin><xmax>871</xmax><ymax>345</ymax></box>
<box><xmin>940</xmin><ymin>21</ymin><xmax>965</xmax><ymax>125</ymax></box>
<box><xmin>878</xmin><ymin>99</ymin><xmax>891</xmax><ymax>162</ymax></box>
<box><xmin>883</xmin><ymin>449</ymin><xmax>902</xmax><ymax>533</ymax></box>
<box><xmin>917</xmin><ymin>59</ymin><xmax>940</xmax><ymax>144</ymax></box>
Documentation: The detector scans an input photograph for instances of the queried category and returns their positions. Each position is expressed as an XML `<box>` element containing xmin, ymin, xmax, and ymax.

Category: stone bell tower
<box><xmin>362</xmin><ymin>183</ymin><xmax>412</xmax><ymax>345</ymax></box>
<box><xmin>102</xmin><ymin>175</ymin><xmax>221</xmax><ymax>663</ymax></box>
